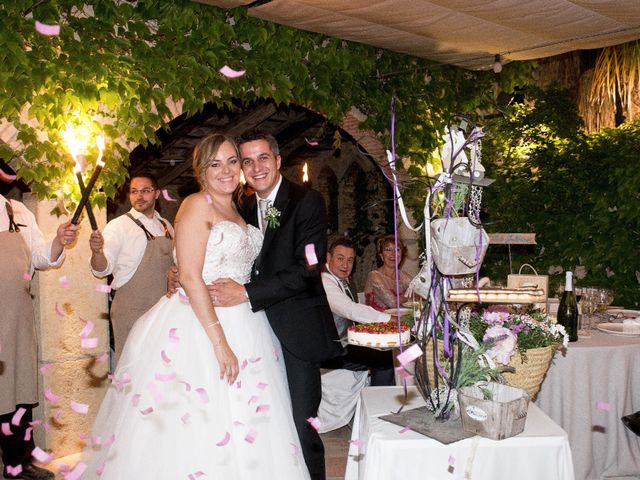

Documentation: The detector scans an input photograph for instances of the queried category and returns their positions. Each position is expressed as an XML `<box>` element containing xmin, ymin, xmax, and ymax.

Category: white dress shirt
<box><xmin>0</xmin><ymin>194</ymin><xmax>64</xmax><ymax>274</ymax></box>
<box><xmin>256</xmin><ymin>174</ymin><xmax>283</xmax><ymax>231</ymax></box>
<box><xmin>91</xmin><ymin>208</ymin><xmax>174</xmax><ymax>289</ymax></box>
<box><xmin>321</xmin><ymin>267</ymin><xmax>390</xmax><ymax>324</ymax></box>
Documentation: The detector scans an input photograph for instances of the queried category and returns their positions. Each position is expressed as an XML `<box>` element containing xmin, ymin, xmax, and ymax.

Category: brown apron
<box><xmin>109</xmin><ymin>215</ymin><xmax>173</xmax><ymax>362</ymax></box>
<box><xmin>0</xmin><ymin>203</ymin><xmax>38</xmax><ymax>415</ymax></box>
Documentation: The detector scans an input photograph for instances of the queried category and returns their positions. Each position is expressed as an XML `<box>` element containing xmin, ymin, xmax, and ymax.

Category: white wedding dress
<box><xmin>82</xmin><ymin>221</ymin><xmax>310</xmax><ymax>479</ymax></box>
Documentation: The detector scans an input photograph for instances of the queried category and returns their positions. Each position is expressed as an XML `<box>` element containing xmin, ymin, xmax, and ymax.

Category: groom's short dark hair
<box><xmin>237</xmin><ymin>132</ymin><xmax>280</xmax><ymax>156</ymax></box>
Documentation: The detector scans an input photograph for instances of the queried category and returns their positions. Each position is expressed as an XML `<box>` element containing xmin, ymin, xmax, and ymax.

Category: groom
<box><xmin>211</xmin><ymin>133</ymin><xmax>342</xmax><ymax>480</ymax></box>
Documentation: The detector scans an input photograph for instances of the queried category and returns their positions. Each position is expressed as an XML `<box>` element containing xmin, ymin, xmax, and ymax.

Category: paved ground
<box><xmin>322</xmin><ymin>425</ymin><xmax>351</xmax><ymax>480</ymax></box>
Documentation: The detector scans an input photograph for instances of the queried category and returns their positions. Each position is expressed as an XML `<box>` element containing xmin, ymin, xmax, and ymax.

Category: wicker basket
<box><xmin>503</xmin><ymin>345</ymin><xmax>556</xmax><ymax>400</ymax></box>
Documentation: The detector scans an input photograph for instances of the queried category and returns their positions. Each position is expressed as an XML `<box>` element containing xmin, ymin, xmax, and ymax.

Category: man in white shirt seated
<box><xmin>321</xmin><ymin>237</ymin><xmax>395</xmax><ymax>386</ymax></box>
<box><xmin>88</xmin><ymin>173</ymin><xmax>174</xmax><ymax>361</ymax></box>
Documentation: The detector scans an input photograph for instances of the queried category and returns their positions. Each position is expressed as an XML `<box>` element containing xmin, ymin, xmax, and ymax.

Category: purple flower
<box><xmin>482</xmin><ymin>311</ymin><xmax>510</xmax><ymax>326</ymax></box>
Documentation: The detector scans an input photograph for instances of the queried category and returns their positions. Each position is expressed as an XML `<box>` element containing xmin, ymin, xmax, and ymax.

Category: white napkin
<box><xmin>622</xmin><ymin>318</ymin><xmax>640</xmax><ymax>333</ymax></box>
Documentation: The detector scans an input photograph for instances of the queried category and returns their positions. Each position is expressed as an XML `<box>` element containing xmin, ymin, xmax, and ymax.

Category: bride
<box><xmin>82</xmin><ymin>134</ymin><xmax>310</xmax><ymax>479</ymax></box>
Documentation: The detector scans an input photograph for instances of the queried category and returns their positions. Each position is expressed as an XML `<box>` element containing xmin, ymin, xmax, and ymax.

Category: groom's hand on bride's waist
<box><xmin>209</xmin><ymin>278</ymin><xmax>248</xmax><ymax>307</ymax></box>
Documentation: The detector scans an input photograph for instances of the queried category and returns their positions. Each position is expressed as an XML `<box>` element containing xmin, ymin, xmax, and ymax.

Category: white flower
<box><xmin>483</xmin><ymin>326</ymin><xmax>517</xmax><ymax>365</ymax></box>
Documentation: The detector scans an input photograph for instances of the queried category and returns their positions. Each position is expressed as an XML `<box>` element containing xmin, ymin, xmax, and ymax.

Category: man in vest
<box><xmin>89</xmin><ymin>173</ymin><xmax>174</xmax><ymax>362</ymax></box>
<box><xmin>1</xmin><ymin>194</ymin><xmax>77</xmax><ymax>480</ymax></box>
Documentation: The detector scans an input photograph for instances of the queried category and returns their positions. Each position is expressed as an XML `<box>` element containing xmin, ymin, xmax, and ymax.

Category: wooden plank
<box><xmin>488</xmin><ymin>233</ymin><xmax>536</xmax><ymax>245</ymax></box>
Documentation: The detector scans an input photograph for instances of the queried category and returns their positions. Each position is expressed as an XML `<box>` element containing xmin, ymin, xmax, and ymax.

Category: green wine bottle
<box><xmin>558</xmin><ymin>271</ymin><xmax>578</xmax><ymax>342</ymax></box>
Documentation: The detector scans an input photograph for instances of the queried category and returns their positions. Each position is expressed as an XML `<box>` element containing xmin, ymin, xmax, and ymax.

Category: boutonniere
<box><xmin>265</xmin><ymin>203</ymin><xmax>281</xmax><ymax>229</ymax></box>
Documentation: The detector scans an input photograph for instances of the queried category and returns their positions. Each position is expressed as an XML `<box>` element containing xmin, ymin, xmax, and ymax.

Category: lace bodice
<box><xmin>201</xmin><ymin>221</ymin><xmax>262</xmax><ymax>284</ymax></box>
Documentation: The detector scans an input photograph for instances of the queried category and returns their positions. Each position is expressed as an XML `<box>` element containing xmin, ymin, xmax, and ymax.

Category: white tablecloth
<box><xmin>345</xmin><ymin>386</ymin><xmax>574</xmax><ymax>480</ymax></box>
<box><xmin>536</xmin><ymin>330</ymin><xmax>640</xmax><ymax>480</ymax></box>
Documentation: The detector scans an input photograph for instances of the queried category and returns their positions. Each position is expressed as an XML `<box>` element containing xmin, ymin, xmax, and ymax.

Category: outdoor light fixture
<box><xmin>493</xmin><ymin>54</ymin><xmax>503</xmax><ymax>73</ymax></box>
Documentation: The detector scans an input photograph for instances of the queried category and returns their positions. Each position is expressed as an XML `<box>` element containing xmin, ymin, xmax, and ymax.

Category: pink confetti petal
<box><xmin>187</xmin><ymin>472</ymin><xmax>206</xmax><ymax>480</ymax></box>
<box><xmin>103</xmin><ymin>434</ymin><xmax>115</xmax><ymax>447</ymax></box>
<box><xmin>290</xmin><ymin>442</ymin><xmax>300</xmax><ymax>457</ymax></box>
<box><xmin>256</xmin><ymin>382</ymin><xmax>268</xmax><ymax>390</ymax></box>
<box><xmin>195</xmin><ymin>387</ymin><xmax>209</xmax><ymax>404</ymax></box>
<box><xmin>95</xmin><ymin>284</ymin><xmax>112</xmax><ymax>293</ymax></box>
<box><xmin>31</xmin><ymin>446</ymin><xmax>53</xmax><ymax>464</ymax></box>
<box><xmin>146</xmin><ymin>382</ymin><xmax>163</xmax><ymax>404</ymax></box>
<box><xmin>29</xmin><ymin>419</ymin><xmax>43</xmax><ymax>428</ymax></box>
<box><xmin>235</xmin><ymin>380</ymin><xmax>242</xmax><ymax>389</ymax></box>
<box><xmin>240</xmin><ymin>359</ymin><xmax>248</xmax><ymax>370</ymax></box>
<box><xmin>306</xmin><ymin>417</ymin><xmax>321</xmax><ymax>430</ymax></box>
<box><xmin>52</xmin><ymin>409</ymin><xmax>62</xmax><ymax>420</ymax></box>
<box><xmin>6</xmin><ymin>465</ymin><xmax>22</xmax><ymax>476</ymax></box>
<box><xmin>64</xmin><ymin>461</ymin><xmax>87</xmax><ymax>480</ymax></box>
<box><xmin>399</xmin><ymin>425</ymin><xmax>412</xmax><ymax>434</ymax></box>
<box><xmin>140</xmin><ymin>406</ymin><xmax>154</xmax><ymax>415</ymax></box>
<box><xmin>155</xmin><ymin>372</ymin><xmax>176</xmax><ymax>382</ymax></box>
<box><xmin>44</xmin><ymin>388</ymin><xmax>61</xmax><ymax>404</ymax></box>
<box><xmin>39</xmin><ymin>363</ymin><xmax>54</xmax><ymax>375</ymax></box>
<box><xmin>256</xmin><ymin>404</ymin><xmax>270</xmax><ymax>413</ymax></box>
<box><xmin>244</xmin><ymin>429</ymin><xmax>258</xmax><ymax>444</ymax></box>
<box><xmin>35</xmin><ymin>20</ymin><xmax>60</xmax><ymax>36</ymax></box>
<box><xmin>24</xmin><ymin>427</ymin><xmax>33</xmax><ymax>441</ymax></box>
<box><xmin>54</xmin><ymin>302</ymin><xmax>65</xmax><ymax>317</ymax></box>
<box><xmin>247</xmin><ymin>395</ymin><xmax>259</xmax><ymax>405</ymax></box>
<box><xmin>394</xmin><ymin>366</ymin><xmax>414</xmax><ymax>381</ymax></box>
<box><xmin>2</xmin><ymin>423</ymin><xmax>13</xmax><ymax>436</ymax></box>
<box><xmin>70</xmin><ymin>401</ymin><xmax>89</xmax><ymax>414</ymax></box>
<box><xmin>58</xmin><ymin>463</ymin><xmax>70</xmax><ymax>474</ymax></box>
<box><xmin>161</xmin><ymin>350</ymin><xmax>171</xmax><ymax>363</ymax></box>
<box><xmin>81</xmin><ymin>337</ymin><xmax>99</xmax><ymax>349</ymax></box>
<box><xmin>249</xmin><ymin>357</ymin><xmax>261</xmax><ymax>363</ymax></box>
<box><xmin>131</xmin><ymin>394</ymin><xmax>141</xmax><ymax>407</ymax></box>
<box><xmin>11</xmin><ymin>407</ymin><xmax>26</xmax><ymax>426</ymax></box>
<box><xmin>179</xmin><ymin>292</ymin><xmax>190</xmax><ymax>304</ymax></box>
<box><xmin>90</xmin><ymin>436</ymin><xmax>102</xmax><ymax>446</ymax></box>
<box><xmin>304</xmin><ymin>243</ymin><xmax>318</xmax><ymax>266</ymax></box>
<box><xmin>59</xmin><ymin>275</ymin><xmax>70</xmax><ymax>288</ymax></box>
<box><xmin>96</xmin><ymin>463</ymin><xmax>105</xmax><ymax>475</ymax></box>
<box><xmin>161</xmin><ymin>189</ymin><xmax>177</xmax><ymax>202</ymax></box>
<box><xmin>215</xmin><ymin>431</ymin><xmax>231</xmax><ymax>447</ymax></box>
<box><xmin>219</xmin><ymin>65</ymin><xmax>246</xmax><ymax>78</ymax></box>
<box><xmin>232</xmin><ymin>421</ymin><xmax>244</xmax><ymax>428</ymax></box>
<box><xmin>397</xmin><ymin>344</ymin><xmax>423</xmax><ymax>366</ymax></box>
<box><xmin>181</xmin><ymin>413</ymin><xmax>191</xmax><ymax>424</ymax></box>
<box><xmin>179</xmin><ymin>381</ymin><xmax>192</xmax><ymax>392</ymax></box>
<box><xmin>79</xmin><ymin>318</ymin><xmax>95</xmax><ymax>338</ymax></box>
<box><xmin>448</xmin><ymin>454</ymin><xmax>456</xmax><ymax>465</ymax></box>
<box><xmin>349</xmin><ymin>438</ymin><xmax>366</xmax><ymax>448</ymax></box>
<box><xmin>204</xmin><ymin>193</ymin><xmax>212</xmax><ymax>204</ymax></box>
<box><xmin>95</xmin><ymin>352</ymin><xmax>109</xmax><ymax>364</ymax></box>
<box><xmin>23</xmin><ymin>272</ymin><xmax>32</xmax><ymax>281</ymax></box>
<box><xmin>595</xmin><ymin>401</ymin><xmax>611</xmax><ymax>411</ymax></box>
<box><xmin>168</xmin><ymin>328</ymin><xmax>180</xmax><ymax>351</ymax></box>
<box><xmin>305</xmin><ymin>137</ymin><xmax>319</xmax><ymax>146</ymax></box>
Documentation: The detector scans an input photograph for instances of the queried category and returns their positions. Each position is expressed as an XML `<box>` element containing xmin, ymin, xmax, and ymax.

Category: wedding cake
<box><xmin>347</xmin><ymin>322</ymin><xmax>410</xmax><ymax>347</ymax></box>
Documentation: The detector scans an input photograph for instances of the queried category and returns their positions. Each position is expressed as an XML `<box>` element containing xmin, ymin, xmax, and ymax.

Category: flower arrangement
<box><xmin>468</xmin><ymin>306</ymin><xmax>569</xmax><ymax>365</ymax></box>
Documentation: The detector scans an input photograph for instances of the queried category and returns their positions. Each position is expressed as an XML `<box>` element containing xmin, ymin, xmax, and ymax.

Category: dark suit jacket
<box><xmin>241</xmin><ymin>178</ymin><xmax>342</xmax><ymax>362</ymax></box>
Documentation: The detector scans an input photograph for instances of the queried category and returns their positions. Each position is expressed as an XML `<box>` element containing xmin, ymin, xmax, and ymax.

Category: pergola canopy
<box><xmin>195</xmin><ymin>0</ymin><xmax>640</xmax><ymax>69</ymax></box>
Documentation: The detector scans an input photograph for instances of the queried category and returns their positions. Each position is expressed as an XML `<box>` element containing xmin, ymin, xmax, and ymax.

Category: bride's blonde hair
<box><xmin>192</xmin><ymin>133</ymin><xmax>240</xmax><ymax>190</ymax></box>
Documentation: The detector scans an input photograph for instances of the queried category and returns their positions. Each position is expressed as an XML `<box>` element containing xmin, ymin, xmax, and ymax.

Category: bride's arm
<box><xmin>174</xmin><ymin>193</ymin><xmax>238</xmax><ymax>384</ymax></box>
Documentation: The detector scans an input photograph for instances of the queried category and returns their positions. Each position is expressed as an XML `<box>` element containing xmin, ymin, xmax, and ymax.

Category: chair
<box><xmin>317</xmin><ymin>369</ymin><xmax>369</xmax><ymax>433</ymax></box>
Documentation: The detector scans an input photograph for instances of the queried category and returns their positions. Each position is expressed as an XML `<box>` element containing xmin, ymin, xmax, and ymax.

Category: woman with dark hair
<box><xmin>364</xmin><ymin>234</ymin><xmax>412</xmax><ymax>312</ymax></box>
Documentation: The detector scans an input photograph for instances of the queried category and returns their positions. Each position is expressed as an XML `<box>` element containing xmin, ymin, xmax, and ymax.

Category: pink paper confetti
<box><xmin>95</xmin><ymin>284</ymin><xmax>112</xmax><ymax>293</ymax></box>
<box><xmin>59</xmin><ymin>275</ymin><xmax>70</xmax><ymax>288</ymax></box>
<box><xmin>146</xmin><ymin>382</ymin><xmax>163</xmax><ymax>403</ymax></box>
<box><xmin>29</xmin><ymin>419</ymin><xmax>43</xmax><ymax>428</ymax></box>
<box><xmin>131</xmin><ymin>394</ymin><xmax>141</xmax><ymax>407</ymax></box>
<box><xmin>448</xmin><ymin>454</ymin><xmax>456</xmax><ymax>465</ymax></box>
<box><xmin>24</xmin><ymin>427</ymin><xmax>32</xmax><ymax>441</ymax></box>
<box><xmin>11</xmin><ymin>407</ymin><xmax>26</xmax><ymax>426</ymax></box>
<box><xmin>290</xmin><ymin>442</ymin><xmax>300</xmax><ymax>456</ymax></box>
<box><xmin>168</xmin><ymin>328</ymin><xmax>180</xmax><ymax>350</ymax></box>
<box><xmin>155</xmin><ymin>372</ymin><xmax>176</xmax><ymax>382</ymax></box>
<box><xmin>58</xmin><ymin>463</ymin><xmax>70</xmax><ymax>474</ymax></box>
<box><xmin>35</xmin><ymin>20</ymin><xmax>60</xmax><ymax>36</ymax></box>
<box><xmin>232</xmin><ymin>421</ymin><xmax>244</xmax><ymax>428</ymax></box>
<box><xmin>204</xmin><ymin>193</ymin><xmax>212</xmax><ymax>204</ymax></box>
<box><xmin>304</xmin><ymin>243</ymin><xmax>318</xmax><ymax>266</ymax></box>
<box><xmin>240</xmin><ymin>359</ymin><xmax>248</xmax><ymax>370</ymax></box>
<box><xmin>90</xmin><ymin>436</ymin><xmax>102</xmax><ymax>446</ymax></box>
<box><xmin>249</xmin><ymin>357</ymin><xmax>261</xmax><ymax>363</ymax></box>
<box><xmin>161</xmin><ymin>350</ymin><xmax>171</xmax><ymax>363</ymax></box>
<box><xmin>395</xmin><ymin>366</ymin><xmax>414</xmax><ymax>381</ymax></box>
<box><xmin>215</xmin><ymin>432</ymin><xmax>231</xmax><ymax>447</ymax></box>
<box><xmin>256</xmin><ymin>404</ymin><xmax>270</xmax><ymax>413</ymax></box>
<box><xmin>179</xmin><ymin>381</ymin><xmax>192</xmax><ymax>392</ymax></box>
<box><xmin>23</xmin><ymin>272</ymin><xmax>32</xmax><ymax>281</ymax></box>
<box><xmin>0</xmin><ymin>170</ymin><xmax>18</xmax><ymax>182</ymax></box>
<box><xmin>31</xmin><ymin>446</ymin><xmax>53</xmax><ymax>464</ymax></box>
<box><xmin>306</xmin><ymin>417</ymin><xmax>321</xmax><ymax>430</ymax></box>
<box><xmin>304</xmin><ymin>137</ymin><xmax>319</xmax><ymax>146</ymax></box>
<box><xmin>54</xmin><ymin>303</ymin><xmax>65</xmax><ymax>317</ymax></box>
<box><xmin>70</xmin><ymin>401</ymin><xmax>89</xmax><ymax>414</ymax></box>
<box><xmin>161</xmin><ymin>189</ymin><xmax>177</xmax><ymax>202</ymax></box>
<box><xmin>181</xmin><ymin>413</ymin><xmax>191</xmax><ymax>424</ymax></box>
<box><xmin>80</xmin><ymin>319</ymin><xmax>95</xmax><ymax>338</ymax></box>
<box><xmin>39</xmin><ymin>363</ymin><xmax>53</xmax><ymax>375</ymax></box>
<box><xmin>195</xmin><ymin>387</ymin><xmax>209</xmax><ymax>404</ymax></box>
<box><xmin>44</xmin><ymin>388</ymin><xmax>60</xmax><ymax>404</ymax></box>
<box><xmin>103</xmin><ymin>434</ymin><xmax>115</xmax><ymax>446</ymax></box>
<box><xmin>219</xmin><ymin>65</ymin><xmax>246</xmax><ymax>78</ymax></box>
<box><xmin>187</xmin><ymin>472</ymin><xmax>206</xmax><ymax>480</ymax></box>
<box><xmin>235</xmin><ymin>380</ymin><xmax>242</xmax><ymax>389</ymax></box>
<box><xmin>179</xmin><ymin>292</ymin><xmax>190</xmax><ymax>303</ymax></box>
<box><xmin>399</xmin><ymin>425</ymin><xmax>412</xmax><ymax>434</ymax></box>
<box><xmin>140</xmin><ymin>406</ymin><xmax>154</xmax><ymax>415</ymax></box>
<box><xmin>244</xmin><ymin>429</ymin><xmax>258</xmax><ymax>444</ymax></box>
<box><xmin>595</xmin><ymin>401</ymin><xmax>611</xmax><ymax>411</ymax></box>
<box><xmin>63</xmin><ymin>462</ymin><xmax>87</xmax><ymax>480</ymax></box>
<box><xmin>247</xmin><ymin>395</ymin><xmax>259</xmax><ymax>405</ymax></box>
<box><xmin>5</xmin><ymin>465</ymin><xmax>22</xmax><ymax>476</ymax></box>
<box><xmin>52</xmin><ymin>409</ymin><xmax>62</xmax><ymax>420</ymax></box>
<box><xmin>396</xmin><ymin>344</ymin><xmax>423</xmax><ymax>367</ymax></box>
<box><xmin>81</xmin><ymin>337</ymin><xmax>99</xmax><ymax>349</ymax></box>
<box><xmin>256</xmin><ymin>382</ymin><xmax>268</xmax><ymax>390</ymax></box>
<box><xmin>95</xmin><ymin>352</ymin><xmax>109</xmax><ymax>364</ymax></box>
<box><xmin>96</xmin><ymin>463</ymin><xmax>105</xmax><ymax>475</ymax></box>
<box><xmin>2</xmin><ymin>423</ymin><xmax>12</xmax><ymax>436</ymax></box>
<box><xmin>349</xmin><ymin>439</ymin><xmax>366</xmax><ymax>448</ymax></box>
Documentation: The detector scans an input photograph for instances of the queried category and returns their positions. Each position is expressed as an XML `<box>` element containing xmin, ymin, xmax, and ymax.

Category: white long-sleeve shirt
<box><xmin>0</xmin><ymin>194</ymin><xmax>64</xmax><ymax>275</ymax></box>
<box><xmin>321</xmin><ymin>268</ymin><xmax>390</xmax><ymax>324</ymax></box>
<box><xmin>91</xmin><ymin>208</ymin><xmax>174</xmax><ymax>289</ymax></box>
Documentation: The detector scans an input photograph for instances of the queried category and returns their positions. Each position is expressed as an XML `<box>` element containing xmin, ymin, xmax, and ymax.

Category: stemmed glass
<box><xmin>579</xmin><ymin>291</ymin><xmax>597</xmax><ymax>337</ymax></box>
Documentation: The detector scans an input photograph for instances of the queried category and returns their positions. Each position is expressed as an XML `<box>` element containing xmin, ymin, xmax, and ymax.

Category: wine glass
<box><xmin>578</xmin><ymin>291</ymin><xmax>596</xmax><ymax>337</ymax></box>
